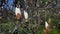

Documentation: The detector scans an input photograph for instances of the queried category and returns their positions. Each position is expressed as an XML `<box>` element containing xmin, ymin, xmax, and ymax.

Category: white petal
<box><xmin>24</xmin><ymin>10</ymin><xmax>28</xmax><ymax>19</ymax></box>
<box><xmin>15</xmin><ymin>7</ymin><xmax>21</xmax><ymax>15</ymax></box>
<box><xmin>45</xmin><ymin>21</ymin><xmax>49</xmax><ymax>28</ymax></box>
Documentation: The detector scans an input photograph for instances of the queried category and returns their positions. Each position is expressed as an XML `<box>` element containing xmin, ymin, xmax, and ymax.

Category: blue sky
<box><xmin>4</xmin><ymin>0</ymin><xmax>15</xmax><ymax>10</ymax></box>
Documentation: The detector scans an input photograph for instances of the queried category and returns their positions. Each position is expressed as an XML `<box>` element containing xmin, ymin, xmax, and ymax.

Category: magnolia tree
<box><xmin>0</xmin><ymin>0</ymin><xmax>57</xmax><ymax>34</ymax></box>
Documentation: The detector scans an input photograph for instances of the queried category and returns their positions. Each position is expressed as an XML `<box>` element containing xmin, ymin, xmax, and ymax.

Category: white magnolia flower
<box><xmin>24</xmin><ymin>10</ymin><xmax>28</xmax><ymax>20</ymax></box>
<box><xmin>45</xmin><ymin>21</ymin><xmax>49</xmax><ymax>28</ymax></box>
<box><xmin>15</xmin><ymin>7</ymin><xmax>22</xmax><ymax>15</ymax></box>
